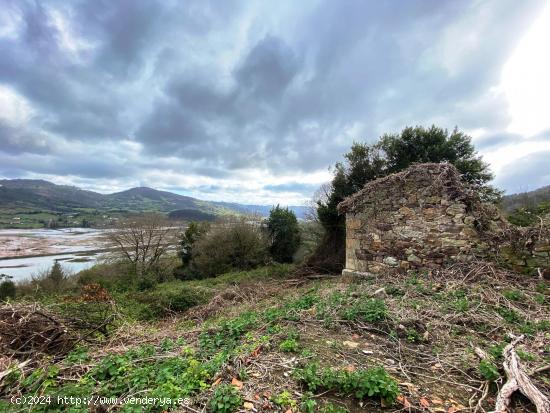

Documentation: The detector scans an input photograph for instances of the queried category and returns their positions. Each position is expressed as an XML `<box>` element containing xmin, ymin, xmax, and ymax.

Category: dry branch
<box><xmin>490</xmin><ymin>335</ymin><xmax>550</xmax><ymax>413</ymax></box>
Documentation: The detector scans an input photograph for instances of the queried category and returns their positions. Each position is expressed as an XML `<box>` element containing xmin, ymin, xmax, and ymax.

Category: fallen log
<box><xmin>490</xmin><ymin>335</ymin><xmax>550</xmax><ymax>413</ymax></box>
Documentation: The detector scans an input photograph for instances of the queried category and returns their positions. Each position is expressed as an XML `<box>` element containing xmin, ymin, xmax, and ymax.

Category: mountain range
<box><xmin>0</xmin><ymin>179</ymin><xmax>309</xmax><ymax>220</ymax></box>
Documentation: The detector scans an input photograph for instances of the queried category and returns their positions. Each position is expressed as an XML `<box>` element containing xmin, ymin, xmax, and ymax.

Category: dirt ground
<box><xmin>0</xmin><ymin>229</ymin><xmax>107</xmax><ymax>258</ymax></box>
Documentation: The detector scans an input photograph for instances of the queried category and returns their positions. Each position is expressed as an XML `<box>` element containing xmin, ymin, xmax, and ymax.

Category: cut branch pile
<box><xmin>0</xmin><ymin>304</ymin><xmax>80</xmax><ymax>358</ymax></box>
<box><xmin>0</xmin><ymin>303</ymin><xmax>114</xmax><ymax>359</ymax></box>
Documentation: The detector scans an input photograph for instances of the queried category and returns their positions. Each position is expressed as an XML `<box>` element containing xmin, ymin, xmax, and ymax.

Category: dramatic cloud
<box><xmin>0</xmin><ymin>0</ymin><xmax>548</xmax><ymax>204</ymax></box>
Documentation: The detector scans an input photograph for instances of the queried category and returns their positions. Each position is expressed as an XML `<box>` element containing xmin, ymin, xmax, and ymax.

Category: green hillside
<box><xmin>0</xmin><ymin>179</ymin><xmax>307</xmax><ymax>228</ymax></box>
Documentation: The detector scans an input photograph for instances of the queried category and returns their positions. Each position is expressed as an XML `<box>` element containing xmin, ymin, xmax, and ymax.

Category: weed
<box><xmin>340</xmin><ymin>298</ymin><xmax>388</xmax><ymax>323</ymax></box>
<box><xmin>406</xmin><ymin>328</ymin><xmax>421</xmax><ymax>343</ymax></box>
<box><xmin>209</xmin><ymin>384</ymin><xmax>242</xmax><ymax>413</ymax></box>
<box><xmin>502</xmin><ymin>289</ymin><xmax>522</xmax><ymax>301</ymax></box>
<box><xmin>199</xmin><ymin>312</ymin><xmax>257</xmax><ymax>354</ymax></box>
<box><xmin>517</xmin><ymin>349</ymin><xmax>537</xmax><ymax>362</ymax></box>
<box><xmin>65</xmin><ymin>346</ymin><xmax>90</xmax><ymax>364</ymax></box>
<box><xmin>280</xmin><ymin>337</ymin><xmax>299</xmax><ymax>353</ymax></box>
<box><xmin>300</xmin><ymin>393</ymin><xmax>317</xmax><ymax>413</ymax></box>
<box><xmin>295</xmin><ymin>362</ymin><xmax>399</xmax><ymax>404</ymax></box>
<box><xmin>321</xmin><ymin>403</ymin><xmax>349</xmax><ymax>413</ymax></box>
<box><xmin>496</xmin><ymin>306</ymin><xmax>522</xmax><ymax>324</ymax></box>
<box><xmin>272</xmin><ymin>390</ymin><xmax>297</xmax><ymax>409</ymax></box>
<box><xmin>385</xmin><ymin>286</ymin><xmax>404</xmax><ymax>297</ymax></box>
<box><xmin>488</xmin><ymin>343</ymin><xmax>506</xmax><ymax>360</ymax></box>
<box><xmin>479</xmin><ymin>360</ymin><xmax>499</xmax><ymax>381</ymax></box>
<box><xmin>453</xmin><ymin>297</ymin><xmax>470</xmax><ymax>312</ymax></box>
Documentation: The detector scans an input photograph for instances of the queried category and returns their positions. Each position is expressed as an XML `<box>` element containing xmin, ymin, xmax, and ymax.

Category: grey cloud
<box><xmin>475</xmin><ymin>132</ymin><xmax>524</xmax><ymax>150</ymax></box>
<box><xmin>234</xmin><ymin>35</ymin><xmax>300</xmax><ymax>99</ymax></box>
<box><xmin>496</xmin><ymin>150</ymin><xmax>550</xmax><ymax>193</ymax></box>
<box><xmin>0</xmin><ymin>121</ymin><xmax>52</xmax><ymax>155</ymax></box>
<box><xmin>0</xmin><ymin>0</ymin><xmax>548</xmax><ymax>201</ymax></box>
<box><xmin>0</xmin><ymin>151</ymin><xmax>136</xmax><ymax>179</ymax></box>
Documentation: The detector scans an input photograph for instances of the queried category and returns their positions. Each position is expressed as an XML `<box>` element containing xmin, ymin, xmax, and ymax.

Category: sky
<box><xmin>0</xmin><ymin>0</ymin><xmax>549</xmax><ymax>206</ymax></box>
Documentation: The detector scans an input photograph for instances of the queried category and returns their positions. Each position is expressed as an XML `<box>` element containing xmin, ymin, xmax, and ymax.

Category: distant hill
<box><xmin>502</xmin><ymin>185</ymin><xmax>550</xmax><ymax>212</ymax></box>
<box><xmin>167</xmin><ymin>209</ymin><xmax>217</xmax><ymax>222</ymax></box>
<box><xmin>0</xmin><ymin>179</ymin><xmax>308</xmax><ymax>222</ymax></box>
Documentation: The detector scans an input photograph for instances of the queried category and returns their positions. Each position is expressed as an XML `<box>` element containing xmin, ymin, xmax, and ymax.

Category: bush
<box><xmin>190</xmin><ymin>219</ymin><xmax>269</xmax><ymax>277</ymax></box>
<box><xmin>267</xmin><ymin>206</ymin><xmax>301</xmax><ymax>263</ymax></box>
<box><xmin>131</xmin><ymin>285</ymin><xmax>203</xmax><ymax>319</ymax></box>
<box><xmin>17</xmin><ymin>262</ymin><xmax>75</xmax><ymax>296</ymax></box>
<box><xmin>178</xmin><ymin>221</ymin><xmax>210</xmax><ymax>267</ymax></box>
<box><xmin>479</xmin><ymin>360</ymin><xmax>500</xmax><ymax>381</ymax></box>
<box><xmin>0</xmin><ymin>279</ymin><xmax>16</xmax><ymax>301</ymax></box>
<box><xmin>209</xmin><ymin>384</ymin><xmax>242</xmax><ymax>413</ymax></box>
<box><xmin>295</xmin><ymin>363</ymin><xmax>399</xmax><ymax>404</ymax></box>
<box><xmin>340</xmin><ymin>298</ymin><xmax>388</xmax><ymax>323</ymax></box>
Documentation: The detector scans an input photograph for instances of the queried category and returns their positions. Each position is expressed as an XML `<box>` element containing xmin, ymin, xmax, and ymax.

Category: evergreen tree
<box><xmin>49</xmin><ymin>261</ymin><xmax>66</xmax><ymax>286</ymax></box>
<box><xmin>267</xmin><ymin>205</ymin><xmax>301</xmax><ymax>263</ymax></box>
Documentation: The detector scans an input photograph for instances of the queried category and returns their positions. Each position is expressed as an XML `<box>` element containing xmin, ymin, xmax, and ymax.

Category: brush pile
<box><xmin>0</xmin><ymin>301</ymin><xmax>115</xmax><ymax>359</ymax></box>
<box><xmin>0</xmin><ymin>304</ymin><xmax>78</xmax><ymax>358</ymax></box>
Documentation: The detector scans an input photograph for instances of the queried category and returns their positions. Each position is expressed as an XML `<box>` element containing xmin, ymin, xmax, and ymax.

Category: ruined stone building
<box><xmin>337</xmin><ymin>163</ymin><xmax>505</xmax><ymax>276</ymax></box>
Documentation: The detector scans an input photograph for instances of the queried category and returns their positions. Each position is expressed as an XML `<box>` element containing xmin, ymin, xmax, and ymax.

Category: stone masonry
<box><xmin>337</xmin><ymin>163</ymin><xmax>507</xmax><ymax>277</ymax></box>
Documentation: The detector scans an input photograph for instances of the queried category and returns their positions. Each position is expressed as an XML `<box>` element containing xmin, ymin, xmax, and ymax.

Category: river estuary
<box><xmin>0</xmin><ymin>228</ymin><xmax>109</xmax><ymax>282</ymax></box>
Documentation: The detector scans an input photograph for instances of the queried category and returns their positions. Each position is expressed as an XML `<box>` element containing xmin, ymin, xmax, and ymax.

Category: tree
<box><xmin>178</xmin><ymin>221</ymin><xmax>210</xmax><ymax>266</ymax></box>
<box><xmin>106</xmin><ymin>214</ymin><xmax>176</xmax><ymax>278</ymax></box>
<box><xmin>0</xmin><ymin>274</ymin><xmax>16</xmax><ymax>302</ymax></box>
<box><xmin>49</xmin><ymin>261</ymin><xmax>66</xmax><ymax>287</ymax></box>
<box><xmin>267</xmin><ymin>205</ymin><xmax>301</xmax><ymax>263</ymax></box>
<box><xmin>312</xmin><ymin>125</ymin><xmax>499</xmax><ymax>272</ymax></box>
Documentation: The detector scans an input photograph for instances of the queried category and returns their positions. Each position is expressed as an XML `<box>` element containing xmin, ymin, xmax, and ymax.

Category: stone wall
<box><xmin>337</xmin><ymin>163</ymin><xmax>508</xmax><ymax>276</ymax></box>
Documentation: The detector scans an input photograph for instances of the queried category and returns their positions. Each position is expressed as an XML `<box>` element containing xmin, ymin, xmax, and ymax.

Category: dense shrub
<box><xmin>295</xmin><ymin>362</ymin><xmax>399</xmax><ymax>404</ymax></box>
<box><xmin>132</xmin><ymin>285</ymin><xmax>203</xmax><ymax>319</ymax></box>
<box><xmin>178</xmin><ymin>221</ymin><xmax>210</xmax><ymax>266</ymax></box>
<box><xmin>267</xmin><ymin>205</ymin><xmax>301</xmax><ymax>263</ymax></box>
<box><xmin>16</xmin><ymin>262</ymin><xmax>75</xmax><ymax>296</ymax></box>
<box><xmin>0</xmin><ymin>279</ymin><xmax>16</xmax><ymax>301</ymax></box>
<box><xmin>190</xmin><ymin>220</ymin><xmax>269</xmax><ymax>277</ymax></box>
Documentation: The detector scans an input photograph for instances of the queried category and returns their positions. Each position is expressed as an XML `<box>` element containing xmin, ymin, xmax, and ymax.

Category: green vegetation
<box><xmin>0</xmin><ymin>275</ymin><xmax>16</xmax><ymax>302</ymax></box>
<box><xmin>267</xmin><ymin>205</ymin><xmax>301</xmax><ymax>263</ymax></box>
<box><xmin>506</xmin><ymin>200</ymin><xmax>550</xmax><ymax>227</ymax></box>
<box><xmin>478</xmin><ymin>360</ymin><xmax>500</xmax><ymax>381</ymax></box>
<box><xmin>189</xmin><ymin>219</ymin><xmax>269</xmax><ymax>278</ymax></box>
<box><xmin>295</xmin><ymin>362</ymin><xmax>399</xmax><ymax>404</ymax></box>
<box><xmin>209</xmin><ymin>384</ymin><xmax>243</xmax><ymax>413</ymax></box>
<box><xmin>1</xmin><ymin>127</ymin><xmax>549</xmax><ymax>412</ymax></box>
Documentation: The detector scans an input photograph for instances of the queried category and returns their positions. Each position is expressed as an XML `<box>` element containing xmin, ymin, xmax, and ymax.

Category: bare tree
<box><xmin>305</xmin><ymin>182</ymin><xmax>332</xmax><ymax>222</ymax></box>
<box><xmin>106</xmin><ymin>214</ymin><xmax>177</xmax><ymax>276</ymax></box>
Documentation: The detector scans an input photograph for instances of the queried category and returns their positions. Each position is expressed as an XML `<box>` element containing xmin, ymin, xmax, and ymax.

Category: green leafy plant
<box><xmin>272</xmin><ymin>390</ymin><xmax>297</xmax><ymax>409</ymax></box>
<box><xmin>209</xmin><ymin>384</ymin><xmax>243</xmax><ymax>413</ymax></box>
<box><xmin>496</xmin><ymin>306</ymin><xmax>522</xmax><ymax>324</ymax></box>
<box><xmin>340</xmin><ymin>298</ymin><xmax>388</xmax><ymax>323</ymax></box>
<box><xmin>479</xmin><ymin>360</ymin><xmax>499</xmax><ymax>381</ymax></box>
<box><xmin>300</xmin><ymin>392</ymin><xmax>317</xmax><ymax>413</ymax></box>
<box><xmin>406</xmin><ymin>328</ymin><xmax>421</xmax><ymax>343</ymax></box>
<box><xmin>502</xmin><ymin>289</ymin><xmax>522</xmax><ymax>301</ymax></box>
<box><xmin>279</xmin><ymin>337</ymin><xmax>299</xmax><ymax>353</ymax></box>
<box><xmin>295</xmin><ymin>363</ymin><xmax>399</xmax><ymax>404</ymax></box>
